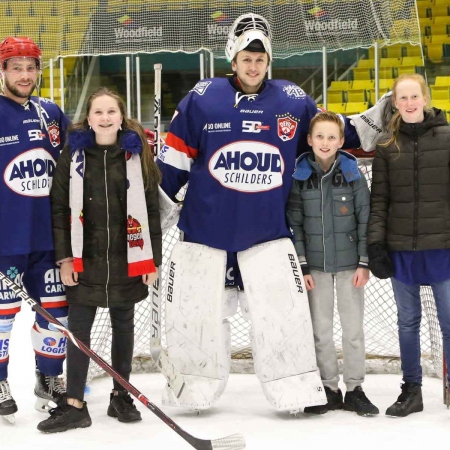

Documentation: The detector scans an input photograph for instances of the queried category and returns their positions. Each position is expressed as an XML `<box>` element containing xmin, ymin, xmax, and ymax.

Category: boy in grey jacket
<box><xmin>287</xmin><ymin>111</ymin><xmax>378</xmax><ymax>416</ymax></box>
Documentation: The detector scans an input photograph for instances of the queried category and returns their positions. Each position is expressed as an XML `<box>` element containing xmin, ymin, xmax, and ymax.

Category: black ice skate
<box><xmin>385</xmin><ymin>382</ymin><xmax>423</xmax><ymax>417</ymax></box>
<box><xmin>107</xmin><ymin>390</ymin><xmax>142</xmax><ymax>423</ymax></box>
<box><xmin>34</xmin><ymin>370</ymin><xmax>66</xmax><ymax>412</ymax></box>
<box><xmin>0</xmin><ymin>379</ymin><xmax>18</xmax><ymax>424</ymax></box>
<box><xmin>303</xmin><ymin>386</ymin><xmax>344</xmax><ymax>415</ymax></box>
<box><xmin>344</xmin><ymin>386</ymin><xmax>379</xmax><ymax>416</ymax></box>
<box><xmin>37</xmin><ymin>399</ymin><xmax>92</xmax><ymax>433</ymax></box>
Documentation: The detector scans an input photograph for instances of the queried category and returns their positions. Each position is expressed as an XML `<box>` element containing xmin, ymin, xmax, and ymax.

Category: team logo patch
<box><xmin>47</xmin><ymin>120</ymin><xmax>60</xmax><ymax>147</ymax></box>
<box><xmin>127</xmin><ymin>215</ymin><xmax>144</xmax><ymax>250</ymax></box>
<box><xmin>283</xmin><ymin>85</ymin><xmax>306</xmax><ymax>99</ymax></box>
<box><xmin>190</xmin><ymin>81</ymin><xmax>212</xmax><ymax>95</ymax></box>
<box><xmin>277</xmin><ymin>115</ymin><xmax>298</xmax><ymax>142</ymax></box>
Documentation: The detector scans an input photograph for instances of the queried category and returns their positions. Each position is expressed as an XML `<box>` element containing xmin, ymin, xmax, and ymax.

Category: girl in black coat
<box><xmin>38</xmin><ymin>87</ymin><xmax>162</xmax><ymax>433</ymax></box>
<box><xmin>368</xmin><ymin>74</ymin><xmax>450</xmax><ymax>418</ymax></box>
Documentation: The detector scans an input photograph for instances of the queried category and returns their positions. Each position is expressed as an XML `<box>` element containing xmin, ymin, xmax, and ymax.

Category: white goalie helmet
<box><xmin>225</xmin><ymin>13</ymin><xmax>272</xmax><ymax>61</ymax></box>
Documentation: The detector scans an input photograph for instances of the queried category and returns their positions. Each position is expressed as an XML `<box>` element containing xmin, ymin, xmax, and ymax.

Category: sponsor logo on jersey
<box><xmin>282</xmin><ymin>85</ymin><xmax>306</xmax><ymax>99</ymax></box>
<box><xmin>203</xmin><ymin>122</ymin><xmax>231</xmax><ymax>133</ymax></box>
<box><xmin>191</xmin><ymin>81</ymin><xmax>212</xmax><ymax>95</ymax></box>
<box><xmin>28</xmin><ymin>129</ymin><xmax>46</xmax><ymax>141</ymax></box>
<box><xmin>44</xmin><ymin>268</ymin><xmax>65</xmax><ymax>294</ymax></box>
<box><xmin>277</xmin><ymin>115</ymin><xmax>298</xmax><ymax>142</ymax></box>
<box><xmin>0</xmin><ymin>267</ymin><xmax>23</xmax><ymax>301</ymax></box>
<box><xmin>209</xmin><ymin>141</ymin><xmax>284</xmax><ymax>192</ymax></box>
<box><xmin>4</xmin><ymin>148</ymin><xmax>56</xmax><ymax>197</ymax></box>
<box><xmin>23</xmin><ymin>119</ymin><xmax>40</xmax><ymax>124</ymax></box>
<box><xmin>0</xmin><ymin>135</ymin><xmax>19</xmax><ymax>147</ymax></box>
<box><xmin>158</xmin><ymin>144</ymin><xmax>169</xmax><ymax>162</ymax></box>
<box><xmin>41</xmin><ymin>336</ymin><xmax>67</xmax><ymax>355</ymax></box>
<box><xmin>240</xmin><ymin>109</ymin><xmax>264</xmax><ymax>114</ymax></box>
<box><xmin>242</xmin><ymin>120</ymin><xmax>270</xmax><ymax>133</ymax></box>
<box><xmin>47</xmin><ymin>120</ymin><xmax>61</xmax><ymax>147</ymax></box>
<box><xmin>43</xmin><ymin>337</ymin><xmax>57</xmax><ymax>347</ymax></box>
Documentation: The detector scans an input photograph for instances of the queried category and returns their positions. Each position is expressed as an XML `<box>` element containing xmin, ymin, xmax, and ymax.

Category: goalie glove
<box><xmin>348</xmin><ymin>91</ymin><xmax>394</xmax><ymax>152</ymax></box>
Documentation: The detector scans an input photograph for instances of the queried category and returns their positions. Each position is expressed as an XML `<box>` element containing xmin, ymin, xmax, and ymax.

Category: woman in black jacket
<box><xmin>38</xmin><ymin>87</ymin><xmax>162</xmax><ymax>433</ymax></box>
<box><xmin>367</xmin><ymin>74</ymin><xmax>450</xmax><ymax>418</ymax></box>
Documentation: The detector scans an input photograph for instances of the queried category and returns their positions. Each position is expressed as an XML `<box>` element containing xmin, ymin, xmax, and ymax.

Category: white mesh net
<box><xmin>87</xmin><ymin>159</ymin><xmax>444</xmax><ymax>382</ymax></box>
<box><xmin>0</xmin><ymin>0</ymin><xmax>421</xmax><ymax>66</ymax></box>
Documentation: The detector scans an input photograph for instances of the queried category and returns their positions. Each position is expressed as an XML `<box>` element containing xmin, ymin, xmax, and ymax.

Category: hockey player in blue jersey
<box><xmin>157</xmin><ymin>13</ymin><xmax>362</xmax><ymax>413</ymax></box>
<box><xmin>0</xmin><ymin>36</ymin><xmax>70</xmax><ymax>422</ymax></box>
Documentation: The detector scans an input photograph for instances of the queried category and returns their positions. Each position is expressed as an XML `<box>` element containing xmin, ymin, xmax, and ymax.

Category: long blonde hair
<box><xmin>70</xmin><ymin>87</ymin><xmax>161</xmax><ymax>189</ymax></box>
<box><xmin>379</xmin><ymin>73</ymin><xmax>431</xmax><ymax>151</ymax></box>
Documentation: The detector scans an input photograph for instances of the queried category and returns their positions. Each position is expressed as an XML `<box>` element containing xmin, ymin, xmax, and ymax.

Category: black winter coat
<box><xmin>51</xmin><ymin>130</ymin><xmax>162</xmax><ymax>308</ymax></box>
<box><xmin>367</xmin><ymin>108</ymin><xmax>450</xmax><ymax>251</ymax></box>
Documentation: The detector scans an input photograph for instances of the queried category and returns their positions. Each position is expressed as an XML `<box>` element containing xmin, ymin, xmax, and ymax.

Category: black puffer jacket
<box><xmin>367</xmin><ymin>108</ymin><xmax>450</xmax><ymax>251</ymax></box>
<box><xmin>51</xmin><ymin>129</ymin><xmax>162</xmax><ymax>307</ymax></box>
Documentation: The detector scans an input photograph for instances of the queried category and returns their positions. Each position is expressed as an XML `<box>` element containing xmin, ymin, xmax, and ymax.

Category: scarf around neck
<box><xmin>68</xmin><ymin>129</ymin><xmax>155</xmax><ymax>277</ymax></box>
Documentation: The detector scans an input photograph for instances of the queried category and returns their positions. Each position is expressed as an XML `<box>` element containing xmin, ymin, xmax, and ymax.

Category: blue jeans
<box><xmin>392</xmin><ymin>277</ymin><xmax>450</xmax><ymax>384</ymax></box>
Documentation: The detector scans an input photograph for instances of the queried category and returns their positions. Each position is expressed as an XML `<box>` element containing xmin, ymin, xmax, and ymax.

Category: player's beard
<box><xmin>4</xmin><ymin>77</ymin><xmax>36</xmax><ymax>99</ymax></box>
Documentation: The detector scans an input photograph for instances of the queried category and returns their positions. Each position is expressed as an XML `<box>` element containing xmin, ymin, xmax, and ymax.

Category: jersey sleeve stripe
<box><xmin>166</xmin><ymin>132</ymin><xmax>198</xmax><ymax>159</ymax></box>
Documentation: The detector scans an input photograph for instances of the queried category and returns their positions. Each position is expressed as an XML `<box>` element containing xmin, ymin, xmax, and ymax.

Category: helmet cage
<box><xmin>225</xmin><ymin>13</ymin><xmax>272</xmax><ymax>61</ymax></box>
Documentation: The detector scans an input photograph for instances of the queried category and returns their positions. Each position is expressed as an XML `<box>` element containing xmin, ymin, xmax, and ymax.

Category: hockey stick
<box><xmin>0</xmin><ymin>272</ymin><xmax>245</xmax><ymax>450</ymax></box>
<box><xmin>443</xmin><ymin>350</ymin><xmax>449</xmax><ymax>408</ymax></box>
<box><xmin>153</xmin><ymin>63</ymin><xmax>162</xmax><ymax>157</ymax></box>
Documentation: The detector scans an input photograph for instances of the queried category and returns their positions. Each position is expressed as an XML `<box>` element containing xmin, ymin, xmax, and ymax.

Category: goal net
<box><xmin>0</xmin><ymin>0</ymin><xmax>421</xmax><ymax>67</ymax></box>
<box><xmin>87</xmin><ymin>158</ymin><xmax>444</xmax><ymax>382</ymax></box>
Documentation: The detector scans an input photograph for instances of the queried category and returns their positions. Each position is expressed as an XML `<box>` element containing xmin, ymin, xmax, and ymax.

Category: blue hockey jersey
<box><xmin>157</xmin><ymin>77</ymin><xmax>359</xmax><ymax>252</ymax></box>
<box><xmin>0</xmin><ymin>95</ymin><xmax>70</xmax><ymax>256</ymax></box>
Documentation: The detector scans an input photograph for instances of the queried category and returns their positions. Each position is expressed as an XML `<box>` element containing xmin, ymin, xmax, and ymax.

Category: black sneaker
<box><xmin>344</xmin><ymin>386</ymin><xmax>379</xmax><ymax>416</ymax></box>
<box><xmin>107</xmin><ymin>390</ymin><xmax>142</xmax><ymax>423</ymax></box>
<box><xmin>37</xmin><ymin>400</ymin><xmax>92</xmax><ymax>433</ymax></box>
<box><xmin>304</xmin><ymin>387</ymin><xmax>344</xmax><ymax>414</ymax></box>
<box><xmin>385</xmin><ymin>382</ymin><xmax>423</xmax><ymax>417</ymax></box>
<box><xmin>34</xmin><ymin>370</ymin><xmax>66</xmax><ymax>412</ymax></box>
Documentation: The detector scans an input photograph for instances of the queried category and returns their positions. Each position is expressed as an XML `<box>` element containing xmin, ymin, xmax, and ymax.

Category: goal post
<box><xmin>87</xmin><ymin>158</ymin><xmax>444</xmax><ymax>383</ymax></box>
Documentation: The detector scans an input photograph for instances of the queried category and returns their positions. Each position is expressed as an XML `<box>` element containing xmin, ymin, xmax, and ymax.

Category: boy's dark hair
<box><xmin>309</xmin><ymin>111</ymin><xmax>344</xmax><ymax>138</ymax></box>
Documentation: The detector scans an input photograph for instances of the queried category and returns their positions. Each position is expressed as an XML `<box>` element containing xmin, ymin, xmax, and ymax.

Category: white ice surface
<box><xmin>3</xmin><ymin>305</ymin><xmax>449</xmax><ymax>450</ymax></box>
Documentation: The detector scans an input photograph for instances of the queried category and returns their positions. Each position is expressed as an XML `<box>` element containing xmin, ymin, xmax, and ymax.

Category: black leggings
<box><xmin>66</xmin><ymin>303</ymin><xmax>135</xmax><ymax>401</ymax></box>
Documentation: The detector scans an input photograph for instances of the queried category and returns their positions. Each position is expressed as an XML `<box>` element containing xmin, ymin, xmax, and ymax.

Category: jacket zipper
<box><xmin>413</xmin><ymin>129</ymin><xmax>418</xmax><ymax>250</ymax></box>
<box><xmin>104</xmin><ymin>149</ymin><xmax>110</xmax><ymax>307</ymax></box>
<box><xmin>320</xmin><ymin>160</ymin><xmax>337</xmax><ymax>272</ymax></box>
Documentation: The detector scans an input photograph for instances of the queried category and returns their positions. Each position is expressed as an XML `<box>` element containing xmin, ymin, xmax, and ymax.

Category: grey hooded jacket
<box><xmin>287</xmin><ymin>150</ymin><xmax>370</xmax><ymax>273</ymax></box>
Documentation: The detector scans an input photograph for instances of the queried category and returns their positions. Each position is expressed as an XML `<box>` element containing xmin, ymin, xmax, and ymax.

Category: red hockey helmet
<box><xmin>0</xmin><ymin>36</ymin><xmax>42</xmax><ymax>70</ymax></box>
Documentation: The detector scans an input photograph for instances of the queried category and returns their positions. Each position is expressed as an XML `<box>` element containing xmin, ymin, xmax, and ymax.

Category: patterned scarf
<box><xmin>69</xmin><ymin>129</ymin><xmax>155</xmax><ymax>277</ymax></box>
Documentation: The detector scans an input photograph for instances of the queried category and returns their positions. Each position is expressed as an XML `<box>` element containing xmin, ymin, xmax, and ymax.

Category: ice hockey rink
<box><xmin>3</xmin><ymin>304</ymin><xmax>449</xmax><ymax>450</ymax></box>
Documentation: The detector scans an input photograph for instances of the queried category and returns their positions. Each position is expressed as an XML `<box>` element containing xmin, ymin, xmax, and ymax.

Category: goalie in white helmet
<box><xmin>157</xmin><ymin>13</ymin><xmax>362</xmax><ymax>414</ymax></box>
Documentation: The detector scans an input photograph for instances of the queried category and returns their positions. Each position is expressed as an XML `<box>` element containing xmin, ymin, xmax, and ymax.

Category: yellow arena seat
<box><xmin>327</xmin><ymin>103</ymin><xmax>347</xmax><ymax>114</ymax></box>
<box><xmin>434</xmin><ymin>76</ymin><xmax>450</xmax><ymax>86</ymax></box>
<box><xmin>345</xmin><ymin>102</ymin><xmax>369</xmax><ymax>115</ymax></box>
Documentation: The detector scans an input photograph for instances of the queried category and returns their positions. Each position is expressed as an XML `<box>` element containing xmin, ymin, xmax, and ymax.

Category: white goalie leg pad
<box><xmin>163</xmin><ymin>241</ymin><xmax>231</xmax><ymax>409</ymax></box>
<box><xmin>237</xmin><ymin>238</ymin><xmax>326</xmax><ymax>411</ymax></box>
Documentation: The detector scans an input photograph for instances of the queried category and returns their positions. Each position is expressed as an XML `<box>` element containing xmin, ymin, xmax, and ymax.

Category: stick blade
<box><xmin>1</xmin><ymin>414</ymin><xmax>15</xmax><ymax>424</ymax></box>
<box><xmin>211</xmin><ymin>433</ymin><xmax>246</xmax><ymax>450</ymax></box>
